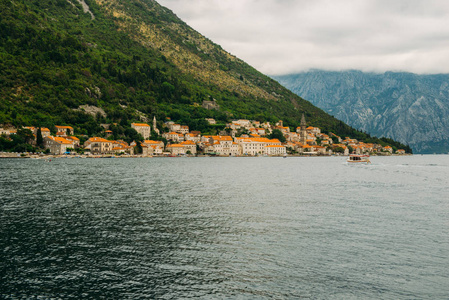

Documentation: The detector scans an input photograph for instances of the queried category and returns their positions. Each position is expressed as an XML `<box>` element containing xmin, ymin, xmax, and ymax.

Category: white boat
<box><xmin>347</xmin><ymin>154</ymin><xmax>371</xmax><ymax>164</ymax></box>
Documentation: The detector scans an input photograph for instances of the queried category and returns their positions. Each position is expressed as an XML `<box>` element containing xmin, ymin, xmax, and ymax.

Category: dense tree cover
<box><xmin>269</xmin><ymin>129</ymin><xmax>286</xmax><ymax>143</ymax></box>
<box><xmin>0</xmin><ymin>0</ymin><xmax>411</xmax><ymax>152</ymax></box>
<box><xmin>0</xmin><ymin>129</ymin><xmax>36</xmax><ymax>152</ymax></box>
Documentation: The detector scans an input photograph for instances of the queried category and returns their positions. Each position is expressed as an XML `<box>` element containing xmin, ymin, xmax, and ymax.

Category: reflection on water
<box><xmin>1</xmin><ymin>156</ymin><xmax>449</xmax><ymax>298</ymax></box>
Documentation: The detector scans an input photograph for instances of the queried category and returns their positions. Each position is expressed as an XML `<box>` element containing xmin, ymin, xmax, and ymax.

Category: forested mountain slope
<box><xmin>0</xmin><ymin>0</ymin><xmax>408</xmax><ymax>150</ymax></box>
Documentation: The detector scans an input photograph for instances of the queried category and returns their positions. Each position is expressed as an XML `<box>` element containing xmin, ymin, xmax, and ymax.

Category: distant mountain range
<box><xmin>273</xmin><ymin>70</ymin><xmax>449</xmax><ymax>153</ymax></box>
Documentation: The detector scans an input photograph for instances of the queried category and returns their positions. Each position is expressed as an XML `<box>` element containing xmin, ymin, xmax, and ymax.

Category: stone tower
<box><xmin>300</xmin><ymin>113</ymin><xmax>307</xmax><ymax>145</ymax></box>
<box><xmin>153</xmin><ymin>116</ymin><xmax>160</xmax><ymax>135</ymax></box>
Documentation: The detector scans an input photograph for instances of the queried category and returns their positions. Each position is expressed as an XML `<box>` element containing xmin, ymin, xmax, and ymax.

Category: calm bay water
<box><xmin>1</xmin><ymin>156</ymin><xmax>449</xmax><ymax>299</ymax></box>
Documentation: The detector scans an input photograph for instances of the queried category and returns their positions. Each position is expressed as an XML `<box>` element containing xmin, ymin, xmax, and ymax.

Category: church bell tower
<box><xmin>300</xmin><ymin>113</ymin><xmax>307</xmax><ymax>145</ymax></box>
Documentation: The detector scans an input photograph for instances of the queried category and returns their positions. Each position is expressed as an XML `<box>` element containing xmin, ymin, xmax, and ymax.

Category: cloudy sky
<box><xmin>157</xmin><ymin>0</ymin><xmax>449</xmax><ymax>76</ymax></box>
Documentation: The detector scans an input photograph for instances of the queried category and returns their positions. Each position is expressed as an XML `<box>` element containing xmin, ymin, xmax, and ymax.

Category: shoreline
<box><xmin>0</xmin><ymin>153</ymin><xmax>413</xmax><ymax>159</ymax></box>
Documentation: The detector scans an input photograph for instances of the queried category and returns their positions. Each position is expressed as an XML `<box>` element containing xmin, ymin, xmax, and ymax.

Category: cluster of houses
<box><xmin>0</xmin><ymin>114</ymin><xmax>406</xmax><ymax>156</ymax></box>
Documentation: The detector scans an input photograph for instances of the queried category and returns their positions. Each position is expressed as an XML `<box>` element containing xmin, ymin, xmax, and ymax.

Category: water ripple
<box><xmin>1</xmin><ymin>156</ymin><xmax>449</xmax><ymax>299</ymax></box>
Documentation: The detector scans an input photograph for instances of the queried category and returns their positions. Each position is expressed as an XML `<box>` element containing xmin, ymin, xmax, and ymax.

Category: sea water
<box><xmin>1</xmin><ymin>156</ymin><xmax>448</xmax><ymax>299</ymax></box>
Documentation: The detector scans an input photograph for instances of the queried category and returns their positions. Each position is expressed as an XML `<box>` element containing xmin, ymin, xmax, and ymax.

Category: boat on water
<box><xmin>347</xmin><ymin>154</ymin><xmax>371</xmax><ymax>164</ymax></box>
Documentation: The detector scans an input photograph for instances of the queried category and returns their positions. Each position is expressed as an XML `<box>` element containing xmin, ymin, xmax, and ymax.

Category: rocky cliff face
<box><xmin>274</xmin><ymin>70</ymin><xmax>449</xmax><ymax>153</ymax></box>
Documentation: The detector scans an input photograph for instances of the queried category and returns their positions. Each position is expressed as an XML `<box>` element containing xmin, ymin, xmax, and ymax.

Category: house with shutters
<box><xmin>84</xmin><ymin>137</ymin><xmax>113</xmax><ymax>154</ymax></box>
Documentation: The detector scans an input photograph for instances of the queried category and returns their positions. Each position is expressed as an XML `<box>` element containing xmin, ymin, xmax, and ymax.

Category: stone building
<box><xmin>131</xmin><ymin>123</ymin><xmax>151</xmax><ymax>139</ymax></box>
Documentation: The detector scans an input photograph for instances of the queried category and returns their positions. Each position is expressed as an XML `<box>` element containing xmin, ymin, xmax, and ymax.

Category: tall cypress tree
<box><xmin>36</xmin><ymin>127</ymin><xmax>44</xmax><ymax>148</ymax></box>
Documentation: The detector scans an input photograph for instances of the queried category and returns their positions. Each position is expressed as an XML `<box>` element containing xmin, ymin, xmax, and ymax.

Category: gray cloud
<box><xmin>158</xmin><ymin>0</ymin><xmax>449</xmax><ymax>75</ymax></box>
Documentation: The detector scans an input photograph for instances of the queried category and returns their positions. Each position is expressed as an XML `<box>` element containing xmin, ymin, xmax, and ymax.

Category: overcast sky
<box><xmin>157</xmin><ymin>0</ymin><xmax>449</xmax><ymax>76</ymax></box>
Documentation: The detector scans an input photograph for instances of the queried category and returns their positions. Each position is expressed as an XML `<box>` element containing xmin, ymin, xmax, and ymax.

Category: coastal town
<box><xmin>0</xmin><ymin>114</ymin><xmax>406</xmax><ymax>158</ymax></box>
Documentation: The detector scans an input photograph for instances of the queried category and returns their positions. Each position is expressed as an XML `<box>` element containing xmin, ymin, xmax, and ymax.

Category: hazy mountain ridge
<box><xmin>274</xmin><ymin>70</ymin><xmax>449</xmax><ymax>153</ymax></box>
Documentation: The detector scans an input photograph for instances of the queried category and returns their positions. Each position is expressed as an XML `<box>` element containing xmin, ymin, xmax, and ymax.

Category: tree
<box><xmin>134</xmin><ymin>142</ymin><xmax>143</xmax><ymax>154</ymax></box>
<box><xmin>36</xmin><ymin>127</ymin><xmax>44</xmax><ymax>148</ymax></box>
<box><xmin>333</xmin><ymin>147</ymin><xmax>345</xmax><ymax>154</ymax></box>
<box><xmin>269</xmin><ymin>129</ymin><xmax>286</xmax><ymax>143</ymax></box>
<box><xmin>124</xmin><ymin>128</ymin><xmax>143</xmax><ymax>144</ymax></box>
<box><xmin>348</xmin><ymin>145</ymin><xmax>354</xmax><ymax>154</ymax></box>
<box><xmin>150</xmin><ymin>129</ymin><xmax>159</xmax><ymax>140</ymax></box>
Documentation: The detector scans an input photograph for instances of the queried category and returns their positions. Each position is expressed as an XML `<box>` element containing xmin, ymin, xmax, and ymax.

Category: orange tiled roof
<box><xmin>205</xmin><ymin>135</ymin><xmax>233</xmax><ymax>141</ymax></box>
<box><xmin>236</xmin><ymin>137</ymin><xmax>278</xmax><ymax>143</ymax></box>
<box><xmin>144</xmin><ymin>140</ymin><xmax>162</xmax><ymax>144</ymax></box>
<box><xmin>47</xmin><ymin>136</ymin><xmax>73</xmax><ymax>145</ymax></box>
<box><xmin>131</xmin><ymin>123</ymin><xmax>150</xmax><ymax>127</ymax></box>
<box><xmin>88</xmin><ymin>137</ymin><xmax>110</xmax><ymax>143</ymax></box>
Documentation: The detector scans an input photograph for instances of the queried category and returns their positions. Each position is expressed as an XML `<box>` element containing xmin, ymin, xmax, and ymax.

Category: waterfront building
<box><xmin>65</xmin><ymin>136</ymin><xmax>80</xmax><ymax>148</ymax></box>
<box><xmin>265</xmin><ymin>145</ymin><xmax>287</xmax><ymax>156</ymax></box>
<box><xmin>112</xmin><ymin>145</ymin><xmax>134</xmax><ymax>155</ymax></box>
<box><xmin>314</xmin><ymin>145</ymin><xmax>327</xmax><ymax>155</ymax></box>
<box><xmin>84</xmin><ymin>137</ymin><xmax>113</xmax><ymax>154</ymax></box>
<box><xmin>44</xmin><ymin>136</ymin><xmax>74</xmax><ymax>154</ymax></box>
<box><xmin>143</xmin><ymin>140</ymin><xmax>165</xmax><ymax>155</ymax></box>
<box><xmin>204</xmin><ymin>135</ymin><xmax>239</xmax><ymax>156</ymax></box>
<box><xmin>383</xmin><ymin>146</ymin><xmax>393</xmax><ymax>154</ymax></box>
<box><xmin>166</xmin><ymin>144</ymin><xmax>186</xmax><ymax>155</ymax></box>
<box><xmin>180</xmin><ymin>140</ymin><xmax>197</xmax><ymax>155</ymax></box>
<box><xmin>235</xmin><ymin>137</ymin><xmax>281</xmax><ymax>156</ymax></box>
<box><xmin>143</xmin><ymin>140</ymin><xmax>164</xmax><ymax>149</ymax></box>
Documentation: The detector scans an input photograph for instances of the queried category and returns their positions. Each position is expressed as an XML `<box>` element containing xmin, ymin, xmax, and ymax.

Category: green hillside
<box><xmin>0</xmin><ymin>0</ymin><xmax>410</xmax><ymax>151</ymax></box>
